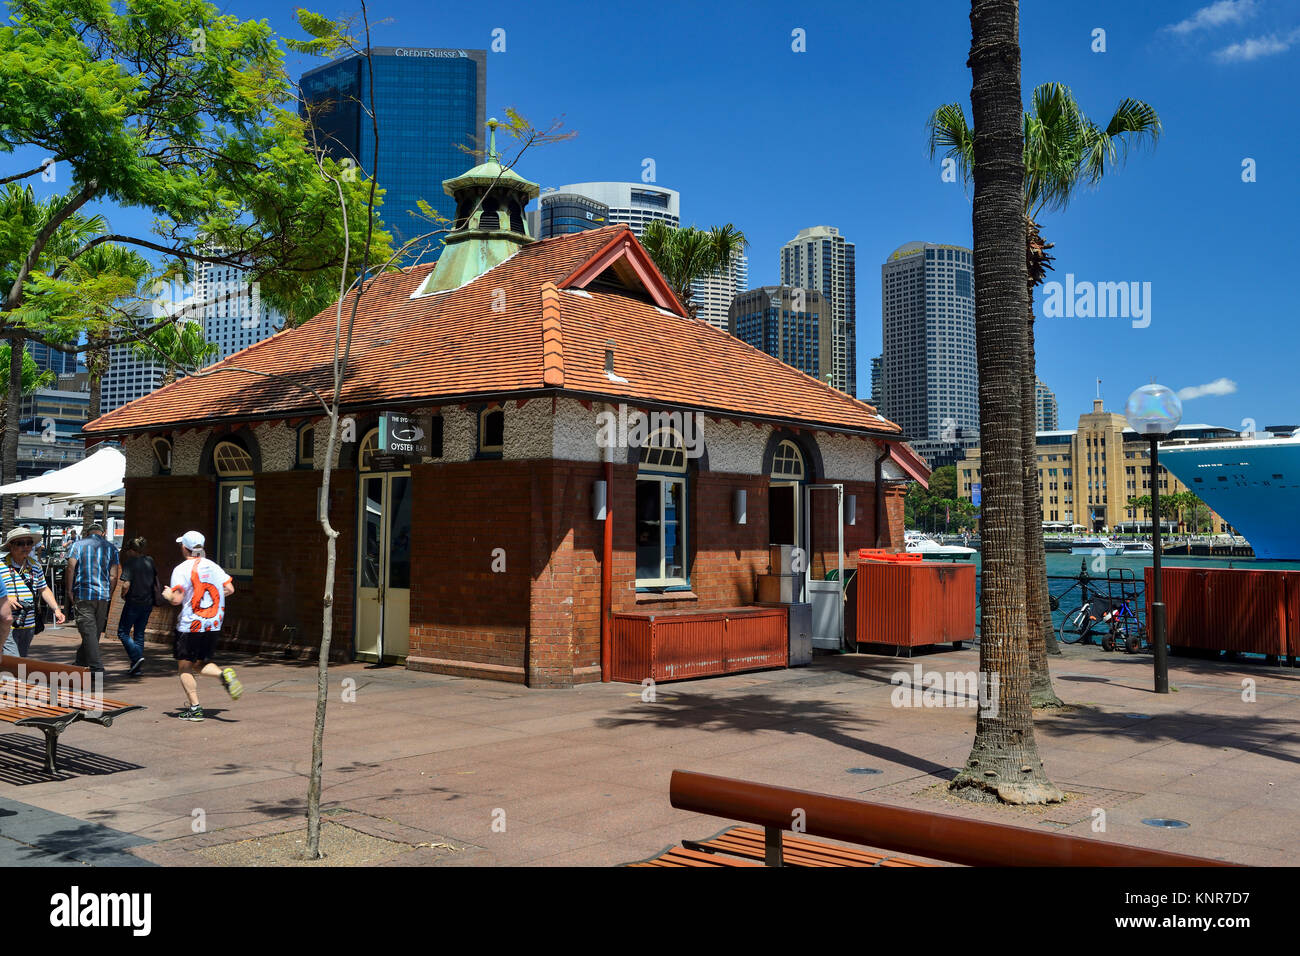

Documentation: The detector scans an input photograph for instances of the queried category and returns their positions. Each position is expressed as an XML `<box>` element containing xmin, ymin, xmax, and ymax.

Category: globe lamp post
<box><xmin>1125</xmin><ymin>384</ymin><xmax>1183</xmax><ymax>694</ymax></box>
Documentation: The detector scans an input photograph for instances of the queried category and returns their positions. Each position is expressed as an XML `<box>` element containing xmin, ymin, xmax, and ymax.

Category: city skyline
<box><xmin>32</xmin><ymin>0</ymin><xmax>1300</xmax><ymax>432</ymax></box>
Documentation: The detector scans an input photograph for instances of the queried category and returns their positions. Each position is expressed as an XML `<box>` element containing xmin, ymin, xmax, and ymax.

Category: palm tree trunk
<box><xmin>951</xmin><ymin>0</ymin><xmax>1061</xmax><ymax>805</ymax></box>
<box><xmin>1023</xmin><ymin>283</ymin><xmax>1062</xmax><ymax>707</ymax></box>
<box><xmin>3</xmin><ymin>335</ymin><xmax>22</xmax><ymax>533</ymax></box>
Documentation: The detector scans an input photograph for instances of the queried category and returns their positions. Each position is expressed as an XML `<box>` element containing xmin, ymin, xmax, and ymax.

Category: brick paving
<box><xmin>1</xmin><ymin>627</ymin><xmax>1296</xmax><ymax>866</ymax></box>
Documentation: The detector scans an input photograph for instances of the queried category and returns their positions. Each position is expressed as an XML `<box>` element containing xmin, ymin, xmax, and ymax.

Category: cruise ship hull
<box><xmin>1158</xmin><ymin>435</ymin><xmax>1300</xmax><ymax>561</ymax></box>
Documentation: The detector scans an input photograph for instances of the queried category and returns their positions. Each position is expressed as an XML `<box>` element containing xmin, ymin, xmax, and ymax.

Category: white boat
<box><xmin>1070</xmin><ymin>536</ymin><xmax>1124</xmax><ymax>556</ymax></box>
<box><xmin>1120</xmin><ymin>541</ymin><xmax>1154</xmax><ymax>555</ymax></box>
<box><xmin>905</xmin><ymin>533</ymin><xmax>976</xmax><ymax>560</ymax></box>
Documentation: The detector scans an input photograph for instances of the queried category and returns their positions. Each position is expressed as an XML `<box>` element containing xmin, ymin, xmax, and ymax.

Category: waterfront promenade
<box><xmin>1</xmin><ymin>627</ymin><xmax>1296</xmax><ymax>866</ymax></box>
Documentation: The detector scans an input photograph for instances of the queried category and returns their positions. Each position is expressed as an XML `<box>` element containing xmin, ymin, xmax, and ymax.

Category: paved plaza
<box><xmin>1</xmin><ymin>628</ymin><xmax>1297</xmax><ymax>866</ymax></box>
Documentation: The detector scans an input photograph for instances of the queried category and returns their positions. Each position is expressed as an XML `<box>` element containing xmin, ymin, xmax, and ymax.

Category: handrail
<box><xmin>669</xmin><ymin>770</ymin><xmax>1236</xmax><ymax>867</ymax></box>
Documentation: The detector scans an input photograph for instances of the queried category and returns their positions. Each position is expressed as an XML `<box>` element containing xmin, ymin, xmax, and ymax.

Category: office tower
<box><xmin>300</xmin><ymin>47</ymin><xmax>487</xmax><ymax>263</ymax></box>
<box><xmin>729</xmin><ymin>286</ymin><xmax>832</xmax><ymax>383</ymax></box>
<box><xmin>870</xmin><ymin>355</ymin><xmax>883</xmax><ymax>409</ymax></box>
<box><xmin>1036</xmin><ymin>378</ymin><xmax>1059</xmax><ymax>431</ymax></box>
<box><xmin>192</xmin><ymin>255</ymin><xmax>284</xmax><ymax>361</ymax></box>
<box><xmin>25</xmin><ymin>341</ymin><xmax>79</xmax><ymax>377</ymax></box>
<box><xmin>879</xmin><ymin>242</ymin><xmax>977</xmax><ymax>455</ymax></box>
<box><xmin>779</xmin><ymin>226</ymin><xmax>856</xmax><ymax>395</ymax></box>
<box><xmin>530</xmin><ymin>190</ymin><xmax>610</xmax><ymax>238</ymax></box>
<box><xmin>542</xmin><ymin>182</ymin><xmax>679</xmax><ymax>236</ymax></box>
<box><xmin>691</xmin><ymin>252</ymin><xmax>748</xmax><ymax>332</ymax></box>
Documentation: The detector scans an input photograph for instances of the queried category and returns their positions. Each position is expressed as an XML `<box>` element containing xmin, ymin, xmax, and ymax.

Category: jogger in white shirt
<box><xmin>161</xmin><ymin>531</ymin><xmax>243</xmax><ymax>721</ymax></box>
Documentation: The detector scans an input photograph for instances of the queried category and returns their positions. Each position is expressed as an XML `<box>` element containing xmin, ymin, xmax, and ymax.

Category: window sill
<box><xmin>634</xmin><ymin>590</ymin><xmax>698</xmax><ymax>604</ymax></box>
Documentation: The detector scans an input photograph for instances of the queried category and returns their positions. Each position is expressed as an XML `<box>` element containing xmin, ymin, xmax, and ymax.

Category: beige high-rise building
<box><xmin>957</xmin><ymin>399</ymin><xmax>1239</xmax><ymax>532</ymax></box>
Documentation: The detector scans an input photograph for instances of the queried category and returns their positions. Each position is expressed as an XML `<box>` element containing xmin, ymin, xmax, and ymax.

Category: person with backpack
<box><xmin>161</xmin><ymin>531</ymin><xmax>241</xmax><ymax>721</ymax></box>
<box><xmin>118</xmin><ymin>536</ymin><xmax>159</xmax><ymax>676</ymax></box>
<box><xmin>1</xmin><ymin>527</ymin><xmax>66</xmax><ymax>657</ymax></box>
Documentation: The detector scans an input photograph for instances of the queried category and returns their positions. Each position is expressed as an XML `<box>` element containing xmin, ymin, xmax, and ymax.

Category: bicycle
<box><xmin>1056</xmin><ymin>564</ymin><xmax>1113</xmax><ymax>646</ymax></box>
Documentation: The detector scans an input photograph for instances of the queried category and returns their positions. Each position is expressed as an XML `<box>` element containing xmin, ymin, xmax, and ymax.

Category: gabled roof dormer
<box><xmin>559</xmin><ymin>227</ymin><xmax>686</xmax><ymax>316</ymax></box>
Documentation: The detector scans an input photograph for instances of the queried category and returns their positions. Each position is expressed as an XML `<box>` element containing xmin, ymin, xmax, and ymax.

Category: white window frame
<box><xmin>636</xmin><ymin>429</ymin><xmax>689</xmax><ymax>588</ymax></box>
<box><xmin>214</xmin><ymin>440</ymin><xmax>254</xmax><ymax>575</ymax></box>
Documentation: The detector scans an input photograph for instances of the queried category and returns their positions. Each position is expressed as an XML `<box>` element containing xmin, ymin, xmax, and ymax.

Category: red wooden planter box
<box><xmin>611</xmin><ymin>606</ymin><xmax>787</xmax><ymax>683</ymax></box>
<box><xmin>854</xmin><ymin>560</ymin><xmax>976</xmax><ymax>649</ymax></box>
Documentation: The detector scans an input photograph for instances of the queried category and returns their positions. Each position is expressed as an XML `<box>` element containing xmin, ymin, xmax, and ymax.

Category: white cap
<box><xmin>176</xmin><ymin>530</ymin><xmax>205</xmax><ymax>550</ymax></box>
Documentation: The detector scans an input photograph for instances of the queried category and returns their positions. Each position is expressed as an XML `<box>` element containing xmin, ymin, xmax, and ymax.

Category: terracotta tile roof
<box><xmin>84</xmin><ymin>226</ymin><xmax>902</xmax><ymax>439</ymax></box>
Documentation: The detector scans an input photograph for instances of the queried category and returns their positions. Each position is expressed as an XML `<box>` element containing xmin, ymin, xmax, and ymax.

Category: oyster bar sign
<box><xmin>379</xmin><ymin>411</ymin><xmax>430</xmax><ymax>458</ymax></box>
<box><xmin>395</xmin><ymin>48</ymin><xmax>468</xmax><ymax>57</ymax></box>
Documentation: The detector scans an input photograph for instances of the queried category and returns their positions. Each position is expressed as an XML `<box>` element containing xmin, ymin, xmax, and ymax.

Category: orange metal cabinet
<box><xmin>854</xmin><ymin>561</ymin><xmax>976</xmax><ymax>649</ymax></box>
<box><xmin>610</xmin><ymin>607</ymin><xmax>787</xmax><ymax>683</ymax></box>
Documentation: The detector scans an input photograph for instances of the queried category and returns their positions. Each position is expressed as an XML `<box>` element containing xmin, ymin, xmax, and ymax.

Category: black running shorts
<box><xmin>174</xmin><ymin>630</ymin><xmax>221</xmax><ymax>662</ymax></box>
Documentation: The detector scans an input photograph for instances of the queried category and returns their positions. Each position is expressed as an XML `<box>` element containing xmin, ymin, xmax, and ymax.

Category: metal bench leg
<box><xmin>764</xmin><ymin>826</ymin><xmax>784</xmax><ymax>867</ymax></box>
<box><xmin>41</xmin><ymin>727</ymin><xmax>59</xmax><ymax>774</ymax></box>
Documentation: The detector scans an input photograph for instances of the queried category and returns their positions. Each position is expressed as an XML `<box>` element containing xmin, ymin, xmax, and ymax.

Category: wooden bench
<box><xmin>629</xmin><ymin>770</ymin><xmax>1238</xmax><ymax>867</ymax></box>
<box><xmin>0</xmin><ymin>655</ymin><xmax>144</xmax><ymax>773</ymax></box>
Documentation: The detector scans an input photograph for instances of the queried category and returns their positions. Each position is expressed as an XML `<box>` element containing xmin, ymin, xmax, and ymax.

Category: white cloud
<box><xmin>1177</xmin><ymin>378</ymin><xmax>1238</xmax><ymax>400</ymax></box>
<box><xmin>1167</xmin><ymin>0</ymin><xmax>1257</xmax><ymax>34</ymax></box>
<box><xmin>1214</xmin><ymin>27</ymin><xmax>1300</xmax><ymax>61</ymax></box>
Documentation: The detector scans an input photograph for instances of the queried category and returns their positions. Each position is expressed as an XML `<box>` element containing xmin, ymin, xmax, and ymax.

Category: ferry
<box><xmin>1070</xmin><ymin>536</ymin><xmax>1124</xmax><ymax>556</ymax></box>
<box><xmin>1158</xmin><ymin>428</ymin><xmax>1300</xmax><ymax>561</ymax></box>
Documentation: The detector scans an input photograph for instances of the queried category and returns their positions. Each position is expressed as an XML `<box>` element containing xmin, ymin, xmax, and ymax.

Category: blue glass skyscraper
<box><xmin>26</xmin><ymin>341</ymin><xmax>79</xmax><ymax>377</ymax></box>
<box><xmin>300</xmin><ymin>47</ymin><xmax>486</xmax><ymax>264</ymax></box>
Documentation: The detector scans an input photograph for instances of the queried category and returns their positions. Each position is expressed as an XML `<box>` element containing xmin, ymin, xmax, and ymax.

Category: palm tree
<box><xmin>948</xmin><ymin>0</ymin><xmax>1062</xmax><ymax>805</ymax></box>
<box><xmin>56</xmin><ymin>243</ymin><xmax>152</xmax><ymax>421</ymax></box>
<box><xmin>131</xmin><ymin>317</ymin><xmax>218</xmax><ymax>385</ymax></box>
<box><xmin>929</xmin><ymin>83</ymin><xmax>1161</xmax><ymax>707</ymax></box>
<box><xmin>0</xmin><ymin>184</ymin><xmax>108</xmax><ymax>529</ymax></box>
<box><xmin>638</xmin><ymin>221</ymin><xmax>746</xmax><ymax>319</ymax></box>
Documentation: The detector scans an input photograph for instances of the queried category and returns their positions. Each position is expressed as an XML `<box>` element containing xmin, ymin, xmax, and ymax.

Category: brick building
<box><xmin>85</xmin><ymin>136</ymin><xmax>926</xmax><ymax>686</ymax></box>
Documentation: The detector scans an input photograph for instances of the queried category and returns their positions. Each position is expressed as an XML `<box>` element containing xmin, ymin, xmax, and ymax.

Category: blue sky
<box><xmin>20</xmin><ymin>0</ymin><xmax>1300</xmax><ymax>431</ymax></box>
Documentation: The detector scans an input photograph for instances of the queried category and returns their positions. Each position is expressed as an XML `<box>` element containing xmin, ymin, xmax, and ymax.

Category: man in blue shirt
<box><xmin>65</xmin><ymin>522</ymin><xmax>119</xmax><ymax>674</ymax></box>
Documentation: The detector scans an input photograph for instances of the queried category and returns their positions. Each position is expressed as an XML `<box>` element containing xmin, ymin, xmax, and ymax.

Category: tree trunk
<box><xmin>950</xmin><ymin>0</ymin><xmax>1061</xmax><ymax>805</ymax></box>
<box><xmin>1023</xmin><ymin>283</ymin><xmax>1062</xmax><ymax>707</ymax></box>
<box><xmin>306</xmin><ymin>410</ymin><xmax>340</xmax><ymax>859</ymax></box>
<box><xmin>3</xmin><ymin>335</ymin><xmax>22</xmax><ymax>533</ymax></box>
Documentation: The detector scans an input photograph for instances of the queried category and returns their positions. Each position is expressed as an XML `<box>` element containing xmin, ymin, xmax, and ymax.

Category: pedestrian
<box><xmin>162</xmin><ymin>531</ymin><xmax>241</xmax><ymax>721</ymax></box>
<box><xmin>1</xmin><ymin>527</ymin><xmax>66</xmax><ymax>658</ymax></box>
<box><xmin>0</xmin><ymin>571</ymin><xmax>12</xmax><ymax>656</ymax></box>
<box><xmin>64</xmin><ymin>521</ymin><xmax>119</xmax><ymax>675</ymax></box>
<box><xmin>117</xmin><ymin>536</ymin><xmax>158</xmax><ymax>676</ymax></box>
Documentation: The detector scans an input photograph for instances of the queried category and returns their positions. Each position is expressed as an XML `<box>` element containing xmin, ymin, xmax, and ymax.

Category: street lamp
<box><xmin>1125</xmin><ymin>383</ymin><xmax>1183</xmax><ymax>694</ymax></box>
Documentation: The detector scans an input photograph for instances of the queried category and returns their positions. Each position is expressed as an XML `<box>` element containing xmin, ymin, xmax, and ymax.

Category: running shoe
<box><xmin>129</xmin><ymin>657</ymin><xmax>144</xmax><ymax>676</ymax></box>
<box><xmin>221</xmin><ymin>667</ymin><xmax>243</xmax><ymax>700</ymax></box>
<box><xmin>178</xmin><ymin>705</ymin><xmax>204</xmax><ymax>721</ymax></box>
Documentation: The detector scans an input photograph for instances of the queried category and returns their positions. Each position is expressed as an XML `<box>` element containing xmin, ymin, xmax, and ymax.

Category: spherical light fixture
<box><xmin>1125</xmin><ymin>384</ymin><xmax>1183</xmax><ymax>438</ymax></box>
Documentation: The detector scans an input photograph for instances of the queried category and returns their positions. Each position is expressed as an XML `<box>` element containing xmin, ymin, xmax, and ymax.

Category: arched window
<box><xmin>358</xmin><ymin>428</ymin><xmax>380</xmax><ymax>472</ymax></box>
<box><xmin>212</xmin><ymin>439</ymin><xmax>254</xmax><ymax>574</ymax></box>
<box><xmin>478</xmin><ymin>408</ymin><xmax>504</xmax><ymax>456</ymax></box>
<box><xmin>213</xmin><ymin>440</ymin><xmax>254</xmax><ymax>477</ymax></box>
<box><xmin>297</xmin><ymin>424</ymin><xmax>315</xmax><ymax>468</ymax></box>
<box><xmin>770</xmin><ymin>440</ymin><xmax>805</xmax><ymax>480</ymax></box>
<box><xmin>152</xmin><ymin>437</ymin><xmax>172</xmax><ymax>475</ymax></box>
<box><xmin>636</xmin><ymin>429</ymin><xmax>688</xmax><ymax>588</ymax></box>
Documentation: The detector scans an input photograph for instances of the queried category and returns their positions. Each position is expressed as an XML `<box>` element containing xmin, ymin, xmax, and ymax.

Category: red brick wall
<box><xmin>113</xmin><ymin>460</ymin><xmax>906</xmax><ymax>687</ymax></box>
<box><xmin>406</xmin><ymin>461</ymin><xmax>533</xmax><ymax>681</ymax></box>
<box><xmin>114</xmin><ymin>471</ymin><xmax>355</xmax><ymax>661</ymax></box>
